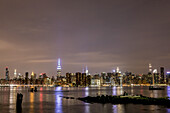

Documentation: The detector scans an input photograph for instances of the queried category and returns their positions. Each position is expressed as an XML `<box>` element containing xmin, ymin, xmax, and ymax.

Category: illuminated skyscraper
<box><xmin>160</xmin><ymin>67</ymin><xmax>165</xmax><ymax>83</ymax></box>
<box><xmin>153</xmin><ymin>69</ymin><xmax>159</xmax><ymax>84</ymax></box>
<box><xmin>66</xmin><ymin>73</ymin><xmax>72</xmax><ymax>83</ymax></box>
<box><xmin>57</xmin><ymin>58</ymin><xmax>62</xmax><ymax>77</ymax></box>
<box><xmin>14</xmin><ymin>69</ymin><xmax>17</xmax><ymax>78</ymax></box>
<box><xmin>31</xmin><ymin>71</ymin><xmax>35</xmax><ymax>84</ymax></box>
<box><xmin>116</xmin><ymin>67</ymin><xmax>119</xmax><ymax>73</ymax></box>
<box><xmin>31</xmin><ymin>71</ymin><xmax>34</xmax><ymax>80</ymax></box>
<box><xmin>25</xmin><ymin>72</ymin><xmax>29</xmax><ymax>84</ymax></box>
<box><xmin>85</xmin><ymin>66</ymin><xmax>89</xmax><ymax>75</ymax></box>
<box><xmin>5</xmin><ymin>67</ymin><xmax>9</xmax><ymax>80</ymax></box>
<box><xmin>116</xmin><ymin>67</ymin><xmax>122</xmax><ymax>74</ymax></box>
<box><xmin>76</xmin><ymin>72</ymin><xmax>81</xmax><ymax>86</ymax></box>
<box><xmin>149</xmin><ymin>64</ymin><xmax>152</xmax><ymax>73</ymax></box>
<box><xmin>82</xmin><ymin>73</ymin><xmax>87</xmax><ymax>86</ymax></box>
<box><xmin>82</xmin><ymin>68</ymin><xmax>85</xmax><ymax>73</ymax></box>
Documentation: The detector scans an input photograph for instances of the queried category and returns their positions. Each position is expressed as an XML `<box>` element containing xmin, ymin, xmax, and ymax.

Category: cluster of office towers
<box><xmin>3</xmin><ymin>60</ymin><xmax>170</xmax><ymax>86</ymax></box>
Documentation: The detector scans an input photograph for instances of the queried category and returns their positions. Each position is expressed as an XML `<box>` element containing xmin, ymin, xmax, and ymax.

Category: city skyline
<box><xmin>0</xmin><ymin>61</ymin><xmax>169</xmax><ymax>78</ymax></box>
<box><xmin>0</xmin><ymin>0</ymin><xmax>170</xmax><ymax>77</ymax></box>
<box><xmin>1</xmin><ymin>1</ymin><xmax>170</xmax><ymax>113</ymax></box>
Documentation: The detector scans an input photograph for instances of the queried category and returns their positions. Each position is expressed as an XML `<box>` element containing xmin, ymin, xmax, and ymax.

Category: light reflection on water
<box><xmin>85</xmin><ymin>104</ymin><xmax>90</xmax><ymax>113</ymax></box>
<box><xmin>9</xmin><ymin>87</ymin><xmax>16</xmax><ymax>113</ymax></box>
<box><xmin>84</xmin><ymin>87</ymin><xmax>90</xmax><ymax>113</ymax></box>
<box><xmin>117</xmin><ymin>87</ymin><xmax>123</xmax><ymax>95</ymax></box>
<box><xmin>113</xmin><ymin>105</ymin><xmax>118</xmax><ymax>113</ymax></box>
<box><xmin>112</xmin><ymin>86</ymin><xmax>117</xmax><ymax>96</ymax></box>
<box><xmin>85</xmin><ymin>87</ymin><xmax>89</xmax><ymax>97</ymax></box>
<box><xmin>30</xmin><ymin>92</ymin><xmax>34</xmax><ymax>112</ymax></box>
<box><xmin>40</xmin><ymin>92</ymin><xmax>43</xmax><ymax>113</ymax></box>
<box><xmin>0</xmin><ymin>86</ymin><xmax>170</xmax><ymax>113</ymax></box>
<box><xmin>167</xmin><ymin>86</ymin><xmax>170</xmax><ymax>98</ymax></box>
<box><xmin>131</xmin><ymin>87</ymin><xmax>134</xmax><ymax>95</ymax></box>
<box><xmin>55</xmin><ymin>87</ymin><xmax>63</xmax><ymax>113</ymax></box>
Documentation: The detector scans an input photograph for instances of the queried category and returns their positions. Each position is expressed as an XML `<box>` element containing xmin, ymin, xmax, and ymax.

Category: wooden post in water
<box><xmin>16</xmin><ymin>93</ymin><xmax>23</xmax><ymax>113</ymax></box>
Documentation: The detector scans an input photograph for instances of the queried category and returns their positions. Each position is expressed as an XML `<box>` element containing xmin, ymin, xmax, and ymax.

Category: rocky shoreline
<box><xmin>77</xmin><ymin>95</ymin><xmax>170</xmax><ymax>107</ymax></box>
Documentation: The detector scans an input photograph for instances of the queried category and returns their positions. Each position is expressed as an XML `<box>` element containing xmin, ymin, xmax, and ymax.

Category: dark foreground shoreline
<box><xmin>77</xmin><ymin>95</ymin><xmax>170</xmax><ymax>107</ymax></box>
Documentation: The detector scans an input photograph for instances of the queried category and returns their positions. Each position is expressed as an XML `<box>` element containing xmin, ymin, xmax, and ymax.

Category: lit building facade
<box><xmin>57</xmin><ymin>58</ymin><xmax>62</xmax><ymax>78</ymax></box>
<box><xmin>160</xmin><ymin>67</ymin><xmax>165</xmax><ymax>83</ymax></box>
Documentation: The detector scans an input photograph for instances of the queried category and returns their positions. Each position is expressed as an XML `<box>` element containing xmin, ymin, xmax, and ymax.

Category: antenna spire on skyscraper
<box><xmin>57</xmin><ymin>58</ymin><xmax>62</xmax><ymax>77</ymax></box>
<box><xmin>149</xmin><ymin>63</ymin><xmax>152</xmax><ymax>73</ymax></box>
<box><xmin>85</xmin><ymin>66</ymin><xmax>88</xmax><ymax>75</ymax></box>
<box><xmin>57</xmin><ymin>58</ymin><xmax>61</xmax><ymax>70</ymax></box>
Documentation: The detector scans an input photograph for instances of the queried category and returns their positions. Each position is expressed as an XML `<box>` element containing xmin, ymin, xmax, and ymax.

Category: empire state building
<box><xmin>57</xmin><ymin>58</ymin><xmax>62</xmax><ymax>77</ymax></box>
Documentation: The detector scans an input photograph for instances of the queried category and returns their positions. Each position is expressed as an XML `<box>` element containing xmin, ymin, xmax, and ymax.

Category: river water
<box><xmin>0</xmin><ymin>86</ymin><xmax>170</xmax><ymax>113</ymax></box>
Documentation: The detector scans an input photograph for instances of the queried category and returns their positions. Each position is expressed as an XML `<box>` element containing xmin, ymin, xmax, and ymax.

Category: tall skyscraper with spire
<box><xmin>85</xmin><ymin>66</ymin><xmax>89</xmax><ymax>75</ymax></box>
<box><xmin>149</xmin><ymin>63</ymin><xmax>152</xmax><ymax>73</ymax></box>
<box><xmin>57</xmin><ymin>58</ymin><xmax>62</xmax><ymax>77</ymax></box>
<box><xmin>14</xmin><ymin>69</ymin><xmax>17</xmax><ymax>79</ymax></box>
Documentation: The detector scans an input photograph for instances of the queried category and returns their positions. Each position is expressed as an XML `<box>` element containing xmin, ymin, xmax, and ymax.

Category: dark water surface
<box><xmin>0</xmin><ymin>86</ymin><xmax>170</xmax><ymax>113</ymax></box>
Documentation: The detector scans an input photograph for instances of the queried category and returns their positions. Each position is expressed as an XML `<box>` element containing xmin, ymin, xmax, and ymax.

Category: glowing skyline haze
<box><xmin>0</xmin><ymin>0</ymin><xmax>170</xmax><ymax>77</ymax></box>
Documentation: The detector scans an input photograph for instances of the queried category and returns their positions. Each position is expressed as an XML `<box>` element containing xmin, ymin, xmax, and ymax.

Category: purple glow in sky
<box><xmin>0</xmin><ymin>0</ymin><xmax>170</xmax><ymax>77</ymax></box>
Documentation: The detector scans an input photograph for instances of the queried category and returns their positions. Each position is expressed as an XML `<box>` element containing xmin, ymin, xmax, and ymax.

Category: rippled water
<box><xmin>0</xmin><ymin>86</ymin><xmax>170</xmax><ymax>113</ymax></box>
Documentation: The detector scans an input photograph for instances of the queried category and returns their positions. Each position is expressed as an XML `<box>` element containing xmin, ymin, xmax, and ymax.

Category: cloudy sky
<box><xmin>0</xmin><ymin>0</ymin><xmax>170</xmax><ymax>78</ymax></box>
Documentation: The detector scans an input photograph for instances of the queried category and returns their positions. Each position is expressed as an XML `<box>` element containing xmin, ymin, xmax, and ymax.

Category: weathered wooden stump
<box><xmin>31</xmin><ymin>88</ymin><xmax>34</xmax><ymax>92</ymax></box>
<box><xmin>34</xmin><ymin>87</ymin><xmax>37</xmax><ymax>92</ymax></box>
<box><xmin>16</xmin><ymin>93</ymin><xmax>23</xmax><ymax>113</ymax></box>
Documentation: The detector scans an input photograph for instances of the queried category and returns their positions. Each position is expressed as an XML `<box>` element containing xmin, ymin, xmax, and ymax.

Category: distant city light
<box><xmin>153</xmin><ymin>69</ymin><xmax>157</xmax><ymax>73</ymax></box>
<box><xmin>31</xmin><ymin>71</ymin><xmax>34</xmax><ymax>76</ymax></box>
<box><xmin>85</xmin><ymin>66</ymin><xmax>88</xmax><ymax>75</ymax></box>
<box><xmin>112</xmin><ymin>70</ymin><xmax>116</xmax><ymax>73</ymax></box>
<box><xmin>14</xmin><ymin>69</ymin><xmax>17</xmax><ymax>78</ymax></box>
<box><xmin>85</xmin><ymin>87</ymin><xmax>89</xmax><ymax>90</ymax></box>
<box><xmin>167</xmin><ymin>71</ymin><xmax>170</xmax><ymax>74</ymax></box>
<box><xmin>149</xmin><ymin>63</ymin><xmax>152</xmax><ymax>72</ymax></box>
<box><xmin>116</xmin><ymin>67</ymin><xmax>119</xmax><ymax>73</ymax></box>
<box><xmin>55</xmin><ymin>86</ymin><xmax>62</xmax><ymax>91</ymax></box>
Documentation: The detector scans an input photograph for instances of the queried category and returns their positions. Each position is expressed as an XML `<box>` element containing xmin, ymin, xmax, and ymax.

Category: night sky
<box><xmin>0</xmin><ymin>0</ymin><xmax>170</xmax><ymax>77</ymax></box>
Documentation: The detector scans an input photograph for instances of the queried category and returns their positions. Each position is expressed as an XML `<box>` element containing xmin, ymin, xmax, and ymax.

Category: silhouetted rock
<box><xmin>77</xmin><ymin>95</ymin><xmax>170</xmax><ymax>107</ymax></box>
